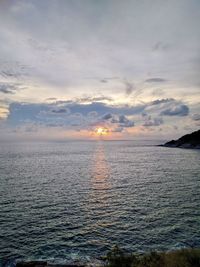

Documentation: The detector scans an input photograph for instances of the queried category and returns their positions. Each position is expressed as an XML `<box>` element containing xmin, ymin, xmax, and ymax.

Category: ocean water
<box><xmin>0</xmin><ymin>140</ymin><xmax>200</xmax><ymax>265</ymax></box>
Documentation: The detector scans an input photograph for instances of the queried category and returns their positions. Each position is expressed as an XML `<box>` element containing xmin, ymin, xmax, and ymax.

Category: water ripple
<box><xmin>0</xmin><ymin>141</ymin><xmax>200</xmax><ymax>264</ymax></box>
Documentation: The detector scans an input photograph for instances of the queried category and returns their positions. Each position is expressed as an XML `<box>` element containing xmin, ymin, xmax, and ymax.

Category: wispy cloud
<box><xmin>0</xmin><ymin>83</ymin><xmax>22</xmax><ymax>94</ymax></box>
<box><xmin>124</xmin><ymin>81</ymin><xmax>135</xmax><ymax>96</ymax></box>
<box><xmin>145</xmin><ymin>78</ymin><xmax>167</xmax><ymax>83</ymax></box>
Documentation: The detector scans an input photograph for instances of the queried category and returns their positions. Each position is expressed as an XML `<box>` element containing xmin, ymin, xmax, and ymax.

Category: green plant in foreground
<box><xmin>104</xmin><ymin>246</ymin><xmax>200</xmax><ymax>267</ymax></box>
<box><xmin>106</xmin><ymin>245</ymin><xmax>138</xmax><ymax>267</ymax></box>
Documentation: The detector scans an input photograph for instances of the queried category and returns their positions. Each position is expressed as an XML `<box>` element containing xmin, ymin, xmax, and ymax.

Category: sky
<box><xmin>0</xmin><ymin>0</ymin><xmax>200</xmax><ymax>140</ymax></box>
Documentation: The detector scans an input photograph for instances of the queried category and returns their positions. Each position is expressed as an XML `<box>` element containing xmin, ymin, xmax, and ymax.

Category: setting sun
<box><xmin>96</xmin><ymin>127</ymin><xmax>109</xmax><ymax>136</ymax></box>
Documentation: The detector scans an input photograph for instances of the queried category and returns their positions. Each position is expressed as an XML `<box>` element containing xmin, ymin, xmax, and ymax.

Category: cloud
<box><xmin>160</xmin><ymin>104</ymin><xmax>189</xmax><ymax>116</ymax></box>
<box><xmin>121</xmin><ymin>120</ymin><xmax>135</xmax><ymax>128</ymax></box>
<box><xmin>0</xmin><ymin>61</ymin><xmax>30</xmax><ymax>81</ymax></box>
<box><xmin>191</xmin><ymin>113</ymin><xmax>200</xmax><ymax>121</ymax></box>
<box><xmin>117</xmin><ymin>115</ymin><xmax>135</xmax><ymax>128</ymax></box>
<box><xmin>118</xmin><ymin>115</ymin><xmax>128</xmax><ymax>124</ymax></box>
<box><xmin>6</xmin><ymin>97</ymin><xmax>190</xmax><ymax>128</ymax></box>
<box><xmin>111</xmin><ymin>114</ymin><xmax>135</xmax><ymax>128</ymax></box>
<box><xmin>142</xmin><ymin>114</ymin><xmax>163</xmax><ymax>127</ymax></box>
<box><xmin>51</xmin><ymin>108</ymin><xmax>70</xmax><ymax>114</ymax></box>
<box><xmin>99</xmin><ymin>77</ymin><xmax>120</xmax><ymax>82</ymax></box>
<box><xmin>0</xmin><ymin>0</ymin><xmax>199</xmax><ymax>140</ymax></box>
<box><xmin>6</xmin><ymin>101</ymin><xmax>137</xmax><ymax>132</ymax></box>
<box><xmin>102</xmin><ymin>113</ymin><xmax>112</xmax><ymax>120</ymax></box>
<box><xmin>59</xmin><ymin>101</ymin><xmax>144</xmax><ymax>116</ymax></box>
<box><xmin>87</xmin><ymin>111</ymin><xmax>98</xmax><ymax>117</ymax></box>
<box><xmin>112</xmin><ymin>127</ymin><xmax>123</xmax><ymax>132</ymax></box>
<box><xmin>145</xmin><ymin>98</ymin><xmax>190</xmax><ymax>118</ymax></box>
<box><xmin>0</xmin><ymin>105</ymin><xmax>9</xmax><ymax>119</ymax></box>
<box><xmin>100</xmin><ymin>79</ymin><xmax>108</xmax><ymax>83</ymax></box>
<box><xmin>46</xmin><ymin>97</ymin><xmax>57</xmax><ymax>101</ymax></box>
<box><xmin>152</xmin><ymin>42</ymin><xmax>170</xmax><ymax>51</ymax></box>
<box><xmin>150</xmin><ymin>98</ymin><xmax>174</xmax><ymax>105</ymax></box>
<box><xmin>145</xmin><ymin>78</ymin><xmax>167</xmax><ymax>83</ymax></box>
<box><xmin>100</xmin><ymin>113</ymin><xmax>135</xmax><ymax>129</ymax></box>
<box><xmin>0</xmin><ymin>0</ymin><xmax>199</xmax><ymax>101</ymax></box>
<box><xmin>3</xmin><ymin>95</ymin><xmax>194</xmax><ymax>139</ymax></box>
<box><xmin>76</xmin><ymin>96</ymin><xmax>113</xmax><ymax>103</ymax></box>
<box><xmin>0</xmin><ymin>83</ymin><xmax>18</xmax><ymax>94</ymax></box>
<box><xmin>151</xmin><ymin>88</ymin><xmax>165</xmax><ymax>97</ymax></box>
<box><xmin>124</xmin><ymin>81</ymin><xmax>135</xmax><ymax>96</ymax></box>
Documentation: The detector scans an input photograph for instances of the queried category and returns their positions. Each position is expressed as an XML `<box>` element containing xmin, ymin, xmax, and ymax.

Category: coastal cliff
<box><xmin>163</xmin><ymin>129</ymin><xmax>200</xmax><ymax>149</ymax></box>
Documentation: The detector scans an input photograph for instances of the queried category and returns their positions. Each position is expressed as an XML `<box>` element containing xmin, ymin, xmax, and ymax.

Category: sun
<box><xmin>96</xmin><ymin>127</ymin><xmax>109</xmax><ymax>136</ymax></box>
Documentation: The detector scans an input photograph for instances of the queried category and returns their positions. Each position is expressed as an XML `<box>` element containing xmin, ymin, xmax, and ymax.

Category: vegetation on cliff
<box><xmin>104</xmin><ymin>246</ymin><xmax>200</xmax><ymax>267</ymax></box>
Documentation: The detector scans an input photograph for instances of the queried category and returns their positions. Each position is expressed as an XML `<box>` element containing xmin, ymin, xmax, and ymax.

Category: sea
<box><xmin>0</xmin><ymin>140</ymin><xmax>200</xmax><ymax>266</ymax></box>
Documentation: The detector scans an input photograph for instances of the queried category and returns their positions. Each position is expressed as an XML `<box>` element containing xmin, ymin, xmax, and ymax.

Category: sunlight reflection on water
<box><xmin>92</xmin><ymin>141</ymin><xmax>110</xmax><ymax>189</ymax></box>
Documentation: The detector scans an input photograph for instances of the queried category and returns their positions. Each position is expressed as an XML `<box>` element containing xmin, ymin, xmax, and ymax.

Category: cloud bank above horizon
<box><xmin>0</xmin><ymin>0</ymin><xmax>199</xmax><ymax>140</ymax></box>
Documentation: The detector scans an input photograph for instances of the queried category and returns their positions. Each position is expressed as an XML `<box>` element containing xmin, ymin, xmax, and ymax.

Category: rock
<box><xmin>162</xmin><ymin>129</ymin><xmax>200</xmax><ymax>149</ymax></box>
<box><xmin>16</xmin><ymin>262</ymin><xmax>47</xmax><ymax>267</ymax></box>
<box><xmin>16</xmin><ymin>262</ymin><xmax>85</xmax><ymax>267</ymax></box>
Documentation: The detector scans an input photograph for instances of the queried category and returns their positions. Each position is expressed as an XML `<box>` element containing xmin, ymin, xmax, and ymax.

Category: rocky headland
<box><xmin>162</xmin><ymin>129</ymin><xmax>200</xmax><ymax>149</ymax></box>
